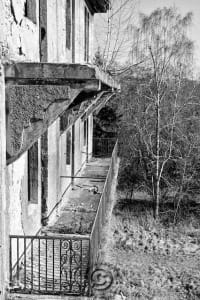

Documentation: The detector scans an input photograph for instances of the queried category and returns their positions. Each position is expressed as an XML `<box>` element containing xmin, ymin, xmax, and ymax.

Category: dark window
<box><xmin>66</xmin><ymin>130</ymin><xmax>71</xmax><ymax>165</ymax></box>
<box><xmin>84</xmin><ymin>120</ymin><xmax>87</xmax><ymax>146</ymax></box>
<box><xmin>84</xmin><ymin>7</ymin><xmax>90</xmax><ymax>62</ymax></box>
<box><xmin>24</xmin><ymin>0</ymin><xmax>37</xmax><ymax>24</ymax></box>
<box><xmin>28</xmin><ymin>141</ymin><xmax>38</xmax><ymax>203</ymax></box>
<box><xmin>66</xmin><ymin>0</ymin><xmax>71</xmax><ymax>49</ymax></box>
<box><xmin>72</xmin><ymin>0</ymin><xmax>75</xmax><ymax>62</ymax></box>
<box><xmin>60</xmin><ymin>110</ymin><xmax>69</xmax><ymax>134</ymax></box>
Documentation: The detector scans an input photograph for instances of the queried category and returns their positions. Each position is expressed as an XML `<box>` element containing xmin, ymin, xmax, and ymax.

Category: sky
<box><xmin>94</xmin><ymin>0</ymin><xmax>200</xmax><ymax>75</ymax></box>
<box><xmin>138</xmin><ymin>0</ymin><xmax>200</xmax><ymax>72</ymax></box>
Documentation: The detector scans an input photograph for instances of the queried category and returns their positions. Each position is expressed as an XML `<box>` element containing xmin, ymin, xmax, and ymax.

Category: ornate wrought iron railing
<box><xmin>9</xmin><ymin>140</ymin><xmax>118</xmax><ymax>296</ymax></box>
<box><xmin>93</xmin><ymin>137</ymin><xmax>117</xmax><ymax>157</ymax></box>
<box><xmin>90</xmin><ymin>140</ymin><xmax>118</xmax><ymax>268</ymax></box>
<box><xmin>9</xmin><ymin>235</ymin><xmax>90</xmax><ymax>296</ymax></box>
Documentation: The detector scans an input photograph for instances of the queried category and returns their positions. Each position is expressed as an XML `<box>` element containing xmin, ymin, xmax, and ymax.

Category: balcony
<box><xmin>8</xmin><ymin>139</ymin><xmax>118</xmax><ymax>298</ymax></box>
<box><xmin>5</xmin><ymin>62</ymin><xmax>120</xmax><ymax>165</ymax></box>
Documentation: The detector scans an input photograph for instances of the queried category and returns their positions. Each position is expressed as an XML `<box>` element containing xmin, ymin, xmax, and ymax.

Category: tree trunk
<box><xmin>155</xmin><ymin>94</ymin><xmax>160</xmax><ymax>218</ymax></box>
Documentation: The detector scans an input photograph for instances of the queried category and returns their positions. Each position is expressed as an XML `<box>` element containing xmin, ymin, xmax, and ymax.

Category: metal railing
<box><xmin>9</xmin><ymin>140</ymin><xmax>118</xmax><ymax>296</ymax></box>
<box><xmin>9</xmin><ymin>235</ymin><xmax>90</xmax><ymax>295</ymax></box>
<box><xmin>90</xmin><ymin>140</ymin><xmax>118</xmax><ymax>269</ymax></box>
<box><xmin>93</xmin><ymin>137</ymin><xmax>117</xmax><ymax>157</ymax></box>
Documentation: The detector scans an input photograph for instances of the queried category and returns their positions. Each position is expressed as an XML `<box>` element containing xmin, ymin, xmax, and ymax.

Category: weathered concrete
<box><xmin>45</xmin><ymin>157</ymin><xmax>110</xmax><ymax>235</ymax></box>
<box><xmin>5</xmin><ymin>63</ymin><xmax>119</xmax><ymax>89</ymax></box>
<box><xmin>6</xmin><ymin>85</ymin><xmax>80</xmax><ymax>164</ymax></box>
<box><xmin>0</xmin><ymin>64</ymin><xmax>8</xmax><ymax>300</ymax></box>
<box><xmin>1</xmin><ymin>0</ymin><xmax>39</xmax><ymax>62</ymax></box>
<box><xmin>47</xmin><ymin>120</ymin><xmax>60</xmax><ymax>217</ymax></box>
<box><xmin>7</xmin><ymin>294</ymin><xmax>93</xmax><ymax>300</ymax></box>
<box><xmin>0</xmin><ymin>2</ymin><xmax>119</xmax><ymax>300</ymax></box>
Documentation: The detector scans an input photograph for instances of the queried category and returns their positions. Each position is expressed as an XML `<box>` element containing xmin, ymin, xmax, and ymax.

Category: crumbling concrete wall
<box><xmin>47</xmin><ymin>120</ymin><xmax>60</xmax><ymax>217</ymax></box>
<box><xmin>74</xmin><ymin>0</ymin><xmax>94</xmax><ymax>63</ymax></box>
<box><xmin>7</xmin><ymin>140</ymin><xmax>42</xmax><ymax>236</ymax></box>
<box><xmin>59</xmin><ymin>128</ymin><xmax>72</xmax><ymax>197</ymax></box>
<box><xmin>1</xmin><ymin>2</ymin><xmax>97</xmax><ymax>294</ymax></box>
<box><xmin>0</xmin><ymin>63</ymin><xmax>8</xmax><ymax>300</ymax></box>
<box><xmin>0</xmin><ymin>3</ymin><xmax>40</xmax><ymax>297</ymax></box>
<box><xmin>2</xmin><ymin>0</ymin><xmax>96</xmax><ymax>235</ymax></box>
<box><xmin>45</xmin><ymin>0</ymin><xmax>94</xmax><ymax>64</ymax></box>
<box><xmin>3</xmin><ymin>0</ymin><xmax>41</xmax><ymax>237</ymax></box>
<box><xmin>0</xmin><ymin>0</ymin><xmax>39</xmax><ymax>62</ymax></box>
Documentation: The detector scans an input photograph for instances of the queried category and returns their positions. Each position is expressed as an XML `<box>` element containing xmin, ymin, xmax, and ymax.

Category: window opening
<box><xmin>84</xmin><ymin>7</ymin><xmax>90</xmax><ymax>62</ymax></box>
<box><xmin>24</xmin><ymin>0</ymin><xmax>37</xmax><ymax>24</ymax></box>
<box><xmin>84</xmin><ymin>120</ymin><xmax>87</xmax><ymax>146</ymax></box>
<box><xmin>28</xmin><ymin>141</ymin><xmax>38</xmax><ymax>203</ymax></box>
<box><xmin>66</xmin><ymin>0</ymin><xmax>71</xmax><ymax>49</ymax></box>
<box><xmin>66</xmin><ymin>130</ymin><xmax>71</xmax><ymax>165</ymax></box>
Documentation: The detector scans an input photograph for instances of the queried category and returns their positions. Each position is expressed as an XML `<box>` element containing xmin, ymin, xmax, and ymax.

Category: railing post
<box><xmin>88</xmin><ymin>237</ymin><xmax>92</xmax><ymax>296</ymax></box>
<box><xmin>9</xmin><ymin>237</ymin><xmax>12</xmax><ymax>287</ymax></box>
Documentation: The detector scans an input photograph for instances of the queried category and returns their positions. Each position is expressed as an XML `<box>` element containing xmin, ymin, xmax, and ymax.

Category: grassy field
<box><xmin>94</xmin><ymin>190</ymin><xmax>200</xmax><ymax>300</ymax></box>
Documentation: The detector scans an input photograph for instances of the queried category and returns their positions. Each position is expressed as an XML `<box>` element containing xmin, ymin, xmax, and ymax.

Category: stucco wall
<box><xmin>1</xmin><ymin>1</ymin><xmax>96</xmax><ymax>296</ymax></box>
<box><xmin>46</xmin><ymin>0</ymin><xmax>94</xmax><ymax>64</ymax></box>
<box><xmin>0</xmin><ymin>0</ymin><xmax>39</xmax><ymax>62</ymax></box>
<box><xmin>8</xmin><ymin>140</ymin><xmax>42</xmax><ymax>236</ymax></box>
<box><xmin>4</xmin><ymin>0</ymin><xmax>41</xmax><ymax>239</ymax></box>
<box><xmin>74</xmin><ymin>0</ymin><xmax>94</xmax><ymax>63</ymax></box>
<box><xmin>2</xmin><ymin>0</ymin><xmax>96</xmax><ymax>237</ymax></box>
<box><xmin>47</xmin><ymin>120</ymin><xmax>60</xmax><ymax>216</ymax></box>
<box><xmin>59</xmin><ymin>128</ymin><xmax>72</xmax><ymax>197</ymax></box>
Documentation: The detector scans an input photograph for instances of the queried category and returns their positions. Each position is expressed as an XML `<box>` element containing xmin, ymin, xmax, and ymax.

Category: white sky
<box><xmin>94</xmin><ymin>0</ymin><xmax>200</xmax><ymax>74</ymax></box>
<box><xmin>138</xmin><ymin>0</ymin><xmax>200</xmax><ymax>72</ymax></box>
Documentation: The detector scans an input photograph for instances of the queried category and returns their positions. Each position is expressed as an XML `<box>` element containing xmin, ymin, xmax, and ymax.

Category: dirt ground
<box><xmin>94</xmin><ymin>192</ymin><xmax>200</xmax><ymax>300</ymax></box>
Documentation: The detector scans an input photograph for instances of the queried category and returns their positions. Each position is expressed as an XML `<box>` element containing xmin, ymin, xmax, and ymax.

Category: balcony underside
<box><xmin>5</xmin><ymin>63</ymin><xmax>119</xmax><ymax>164</ymax></box>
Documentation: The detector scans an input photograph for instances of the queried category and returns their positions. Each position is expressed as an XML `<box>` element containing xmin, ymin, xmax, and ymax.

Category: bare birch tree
<box><xmin>94</xmin><ymin>0</ymin><xmax>138</xmax><ymax>71</ymax></box>
<box><xmin>118</xmin><ymin>8</ymin><xmax>198</xmax><ymax>218</ymax></box>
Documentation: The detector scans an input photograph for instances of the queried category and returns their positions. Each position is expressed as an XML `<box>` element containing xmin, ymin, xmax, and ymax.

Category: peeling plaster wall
<box><xmin>44</xmin><ymin>0</ymin><xmax>95</xmax><ymax>220</ymax></box>
<box><xmin>0</xmin><ymin>0</ymin><xmax>39</xmax><ymax>61</ymax></box>
<box><xmin>0</xmin><ymin>2</ymin><xmax>40</xmax><ymax>295</ymax></box>
<box><xmin>47</xmin><ymin>120</ymin><xmax>60</xmax><ymax>216</ymax></box>
<box><xmin>56</xmin><ymin>0</ymin><xmax>69</xmax><ymax>62</ymax></box>
<box><xmin>74</xmin><ymin>0</ymin><xmax>94</xmax><ymax>64</ymax></box>
<box><xmin>45</xmin><ymin>0</ymin><xmax>94</xmax><ymax>64</ymax></box>
<box><xmin>2</xmin><ymin>0</ymin><xmax>96</xmax><ymax>233</ymax></box>
<box><xmin>59</xmin><ymin>128</ymin><xmax>71</xmax><ymax>198</ymax></box>
<box><xmin>3</xmin><ymin>0</ymin><xmax>41</xmax><ymax>239</ymax></box>
<box><xmin>7</xmin><ymin>140</ymin><xmax>42</xmax><ymax>237</ymax></box>
<box><xmin>7</xmin><ymin>140</ymin><xmax>42</xmax><ymax>269</ymax></box>
<box><xmin>1</xmin><ymin>0</ymin><xmax>97</xmax><ymax>287</ymax></box>
<box><xmin>47</xmin><ymin>0</ymin><xmax>58</xmax><ymax>62</ymax></box>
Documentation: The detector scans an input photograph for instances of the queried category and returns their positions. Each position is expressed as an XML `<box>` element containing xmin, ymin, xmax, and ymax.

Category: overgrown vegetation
<box><xmin>95</xmin><ymin>192</ymin><xmax>200</xmax><ymax>300</ymax></box>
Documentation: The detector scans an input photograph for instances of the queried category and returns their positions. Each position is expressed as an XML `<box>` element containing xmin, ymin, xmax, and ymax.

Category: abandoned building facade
<box><xmin>0</xmin><ymin>0</ymin><xmax>119</xmax><ymax>299</ymax></box>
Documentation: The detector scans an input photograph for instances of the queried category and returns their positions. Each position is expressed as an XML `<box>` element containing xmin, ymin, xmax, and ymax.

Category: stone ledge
<box><xmin>6</xmin><ymin>293</ymin><xmax>93</xmax><ymax>300</ymax></box>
